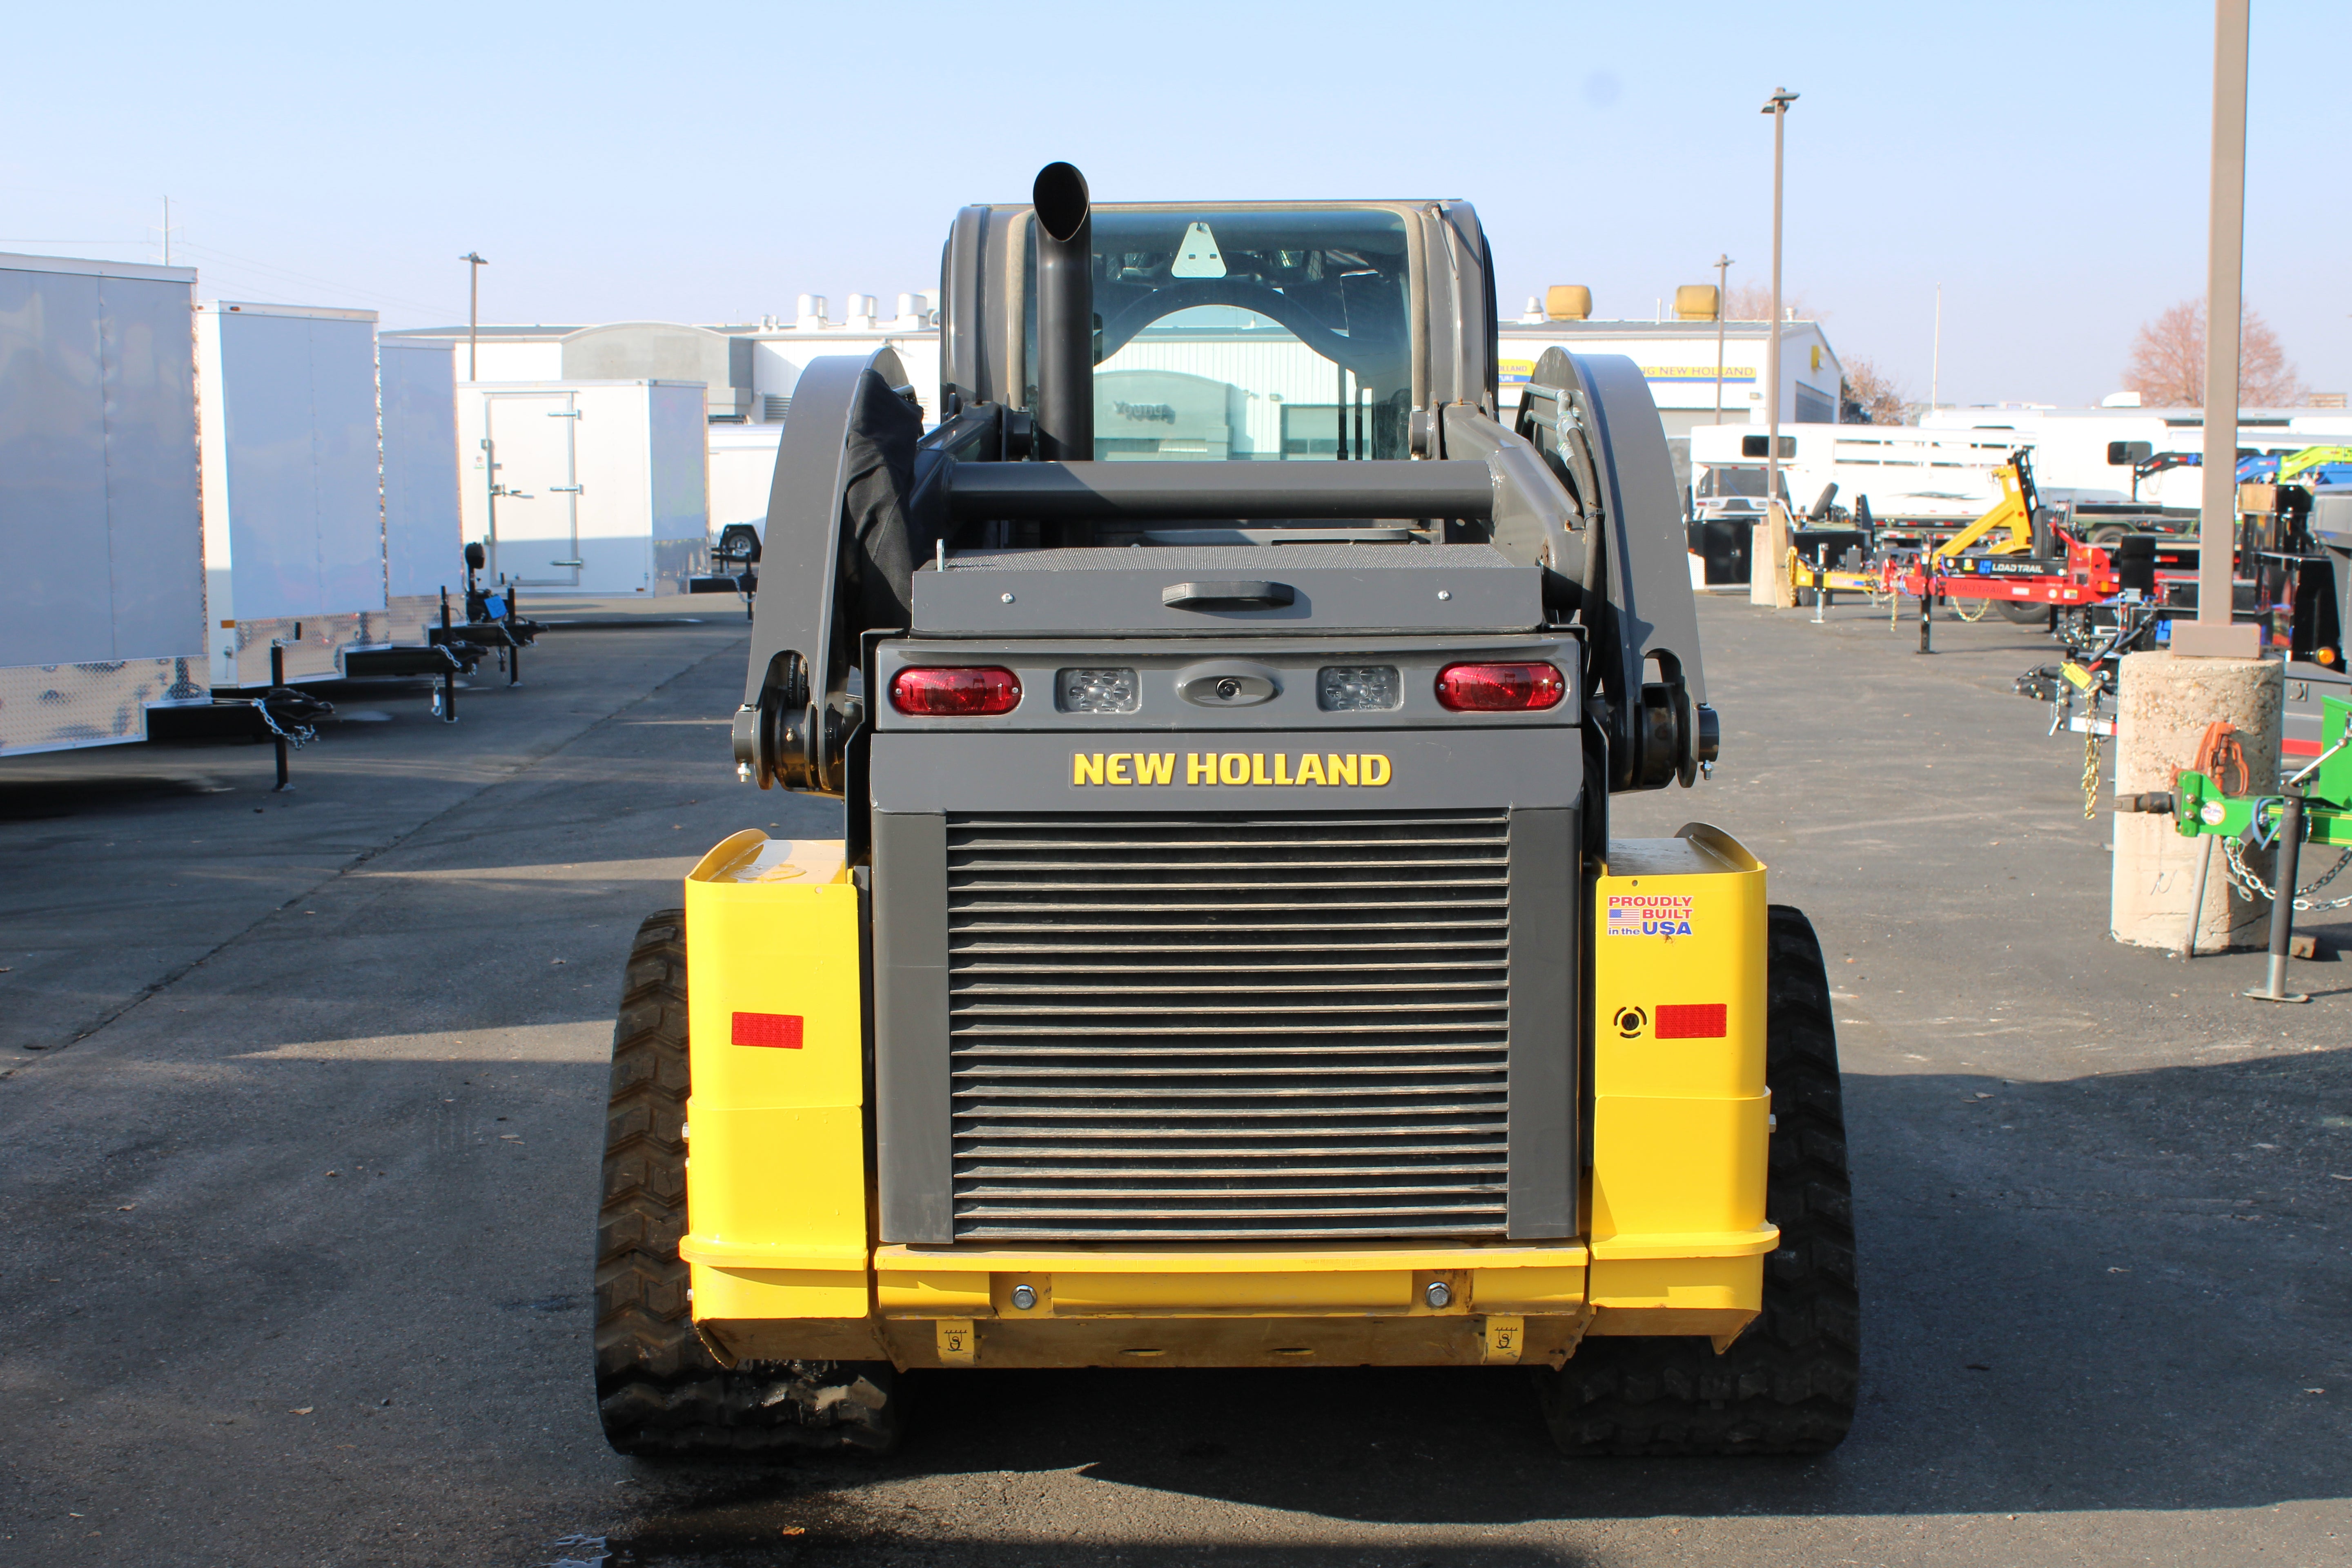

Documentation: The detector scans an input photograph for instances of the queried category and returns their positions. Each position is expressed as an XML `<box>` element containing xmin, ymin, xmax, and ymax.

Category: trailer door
<box><xmin>485</xmin><ymin>392</ymin><xmax>581</xmax><ymax>587</ymax></box>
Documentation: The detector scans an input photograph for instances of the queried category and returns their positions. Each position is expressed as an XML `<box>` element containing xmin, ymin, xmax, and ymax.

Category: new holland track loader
<box><xmin>593</xmin><ymin>164</ymin><xmax>1860</xmax><ymax>1458</ymax></box>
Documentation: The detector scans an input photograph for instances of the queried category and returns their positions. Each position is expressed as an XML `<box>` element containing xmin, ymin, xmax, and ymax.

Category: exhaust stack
<box><xmin>1032</xmin><ymin>162</ymin><xmax>1093</xmax><ymax>464</ymax></box>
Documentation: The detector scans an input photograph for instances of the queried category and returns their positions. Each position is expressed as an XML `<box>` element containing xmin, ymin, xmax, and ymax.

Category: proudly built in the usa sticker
<box><xmin>1606</xmin><ymin>893</ymin><xmax>1695</xmax><ymax>937</ymax></box>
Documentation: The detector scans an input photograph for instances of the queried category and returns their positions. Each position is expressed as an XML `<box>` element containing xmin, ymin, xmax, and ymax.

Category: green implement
<box><xmin>2165</xmin><ymin>695</ymin><xmax>2352</xmax><ymax>847</ymax></box>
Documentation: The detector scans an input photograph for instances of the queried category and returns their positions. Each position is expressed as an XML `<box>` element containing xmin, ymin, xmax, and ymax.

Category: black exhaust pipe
<box><xmin>1032</xmin><ymin>162</ymin><xmax>1093</xmax><ymax>465</ymax></box>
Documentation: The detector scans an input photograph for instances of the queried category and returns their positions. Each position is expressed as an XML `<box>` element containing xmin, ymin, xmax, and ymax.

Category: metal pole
<box><xmin>2198</xmin><ymin>0</ymin><xmax>2250</xmax><ymax>631</ymax></box>
<box><xmin>269</xmin><ymin>641</ymin><xmax>290</xmax><ymax>791</ymax></box>
<box><xmin>2244</xmin><ymin>790</ymin><xmax>2310</xmax><ymax>1002</ymax></box>
<box><xmin>459</xmin><ymin>252</ymin><xmax>487</xmax><ymax>380</ymax></box>
<box><xmin>2179</xmin><ymin>833</ymin><xmax>2218</xmax><ymax>959</ymax></box>
<box><xmin>1713</xmin><ymin>253</ymin><xmax>1732</xmax><ymax>423</ymax></box>
<box><xmin>1762</xmin><ymin>89</ymin><xmax>1797</xmax><ymax>521</ymax></box>
<box><xmin>1930</xmin><ymin>284</ymin><xmax>1942</xmax><ymax>410</ymax></box>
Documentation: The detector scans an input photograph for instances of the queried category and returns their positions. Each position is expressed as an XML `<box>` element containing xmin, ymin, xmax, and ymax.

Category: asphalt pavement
<box><xmin>0</xmin><ymin>592</ymin><xmax>2345</xmax><ymax>1568</ymax></box>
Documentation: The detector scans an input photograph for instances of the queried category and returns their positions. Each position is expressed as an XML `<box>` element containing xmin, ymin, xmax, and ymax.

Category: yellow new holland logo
<box><xmin>1073</xmin><ymin>752</ymin><xmax>1392</xmax><ymax>787</ymax></box>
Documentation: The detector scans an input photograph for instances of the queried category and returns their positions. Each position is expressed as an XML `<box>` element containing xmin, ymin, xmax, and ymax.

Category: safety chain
<box><xmin>2221</xmin><ymin>836</ymin><xmax>2352</xmax><ymax>912</ymax></box>
<box><xmin>2081</xmin><ymin>731</ymin><xmax>2102</xmax><ymax>821</ymax></box>
<box><xmin>254</xmin><ymin>699</ymin><xmax>318</xmax><ymax>750</ymax></box>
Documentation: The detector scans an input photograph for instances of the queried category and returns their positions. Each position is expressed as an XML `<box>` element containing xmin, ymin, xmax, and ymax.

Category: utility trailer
<box><xmin>380</xmin><ymin>336</ymin><xmax>464</xmax><ymax>635</ymax></box>
<box><xmin>0</xmin><ymin>252</ymin><xmax>209</xmax><ymax>756</ymax></box>
<box><xmin>456</xmin><ymin>379</ymin><xmax>708</xmax><ymax>596</ymax></box>
<box><xmin>196</xmin><ymin>301</ymin><xmax>391</xmax><ymax>689</ymax></box>
<box><xmin>594</xmin><ymin>167</ymin><xmax>1859</xmax><ymax>1458</ymax></box>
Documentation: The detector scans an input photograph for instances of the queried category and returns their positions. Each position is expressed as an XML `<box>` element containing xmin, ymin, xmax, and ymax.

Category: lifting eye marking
<box><xmin>1613</xmin><ymin>1006</ymin><xmax>1648</xmax><ymax>1038</ymax></box>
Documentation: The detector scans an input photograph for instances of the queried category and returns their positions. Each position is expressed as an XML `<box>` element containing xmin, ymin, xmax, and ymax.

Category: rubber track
<box><xmin>593</xmin><ymin>909</ymin><xmax>900</xmax><ymax>1456</ymax></box>
<box><xmin>1536</xmin><ymin>904</ymin><xmax>1862</xmax><ymax>1456</ymax></box>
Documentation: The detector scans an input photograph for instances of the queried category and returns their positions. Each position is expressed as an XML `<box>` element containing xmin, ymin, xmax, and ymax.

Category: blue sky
<box><xmin>4</xmin><ymin>0</ymin><xmax>2342</xmax><ymax>408</ymax></box>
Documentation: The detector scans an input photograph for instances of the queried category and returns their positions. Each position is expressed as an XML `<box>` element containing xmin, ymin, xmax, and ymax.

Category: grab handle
<box><xmin>1161</xmin><ymin>580</ymin><xmax>1296</xmax><ymax>610</ymax></box>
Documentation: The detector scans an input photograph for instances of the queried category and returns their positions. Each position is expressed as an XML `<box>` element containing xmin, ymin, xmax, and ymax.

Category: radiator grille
<box><xmin>946</xmin><ymin>810</ymin><xmax>1511</xmax><ymax>1241</ymax></box>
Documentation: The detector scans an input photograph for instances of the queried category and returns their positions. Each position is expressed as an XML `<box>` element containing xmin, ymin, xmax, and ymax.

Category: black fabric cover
<box><xmin>835</xmin><ymin>370</ymin><xmax>930</xmax><ymax>658</ymax></box>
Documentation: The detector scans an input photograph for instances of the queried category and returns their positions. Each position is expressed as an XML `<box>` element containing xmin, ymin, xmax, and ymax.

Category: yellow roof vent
<box><xmin>1544</xmin><ymin>285</ymin><xmax>1591</xmax><ymax>322</ymax></box>
<box><xmin>1674</xmin><ymin>284</ymin><xmax>1720</xmax><ymax>322</ymax></box>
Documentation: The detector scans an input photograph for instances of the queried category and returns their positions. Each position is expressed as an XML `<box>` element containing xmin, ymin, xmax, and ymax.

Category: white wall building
<box><xmin>1499</xmin><ymin>311</ymin><xmax>1844</xmax><ymax>499</ymax></box>
<box><xmin>390</xmin><ymin>291</ymin><xmax>1842</xmax><ymax>542</ymax></box>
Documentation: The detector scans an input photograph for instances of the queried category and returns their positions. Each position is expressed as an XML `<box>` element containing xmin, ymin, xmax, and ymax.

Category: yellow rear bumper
<box><xmin>679</xmin><ymin>829</ymin><xmax>1776</xmax><ymax>1372</ymax></box>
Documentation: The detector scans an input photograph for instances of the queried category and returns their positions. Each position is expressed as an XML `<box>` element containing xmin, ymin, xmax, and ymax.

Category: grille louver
<box><xmin>945</xmin><ymin>810</ymin><xmax>1511</xmax><ymax>1241</ymax></box>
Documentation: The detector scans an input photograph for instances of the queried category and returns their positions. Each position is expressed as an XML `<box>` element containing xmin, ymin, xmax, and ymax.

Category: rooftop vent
<box><xmin>1544</xmin><ymin>285</ymin><xmax>1590</xmax><ymax>322</ymax></box>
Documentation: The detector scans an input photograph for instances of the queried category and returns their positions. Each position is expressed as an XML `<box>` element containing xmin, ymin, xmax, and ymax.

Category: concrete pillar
<box><xmin>2110</xmin><ymin>650</ymin><xmax>2281</xmax><ymax>951</ymax></box>
<box><xmin>1748</xmin><ymin>504</ymin><xmax>1794</xmax><ymax>608</ymax></box>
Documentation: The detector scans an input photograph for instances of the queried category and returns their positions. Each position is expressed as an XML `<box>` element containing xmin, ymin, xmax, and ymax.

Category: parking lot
<box><xmin>2</xmin><ymin>595</ymin><xmax>2346</xmax><ymax>1568</ymax></box>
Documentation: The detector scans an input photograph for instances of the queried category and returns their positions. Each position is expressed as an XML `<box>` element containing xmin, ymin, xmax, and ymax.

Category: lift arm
<box><xmin>1931</xmin><ymin>450</ymin><xmax>2039</xmax><ymax>562</ymax></box>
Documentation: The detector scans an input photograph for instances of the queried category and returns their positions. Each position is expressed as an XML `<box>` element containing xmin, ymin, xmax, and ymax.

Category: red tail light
<box><xmin>889</xmin><ymin>666</ymin><xmax>1022</xmax><ymax>715</ymax></box>
<box><xmin>1435</xmin><ymin>662</ymin><xmax>1565</xmax><ymax>712</ymax></box>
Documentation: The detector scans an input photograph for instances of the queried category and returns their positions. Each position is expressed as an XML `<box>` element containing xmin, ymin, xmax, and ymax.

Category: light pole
<box><xmin>1761</xmin><ymin>87</ymin><xmax>1798</xmax><ymax>515</ymax></box>
<box><xmin>459</xmin><ymin>252</ymin><xmax>488</xmax><ymax>379</ymax></box>
<box><xmin>1712</xmin><ymin>252</ymin><xmax>1733</xmax><ymax>423</ymax></box>
<box><xmin>1929</xmin><ymin>283</ymin><xmax>1943</xmax><ymax>410</ymax></box>
<box><xmin>2189</xmin><ymin>0</ymin><xmax>2252</xmax><ymax>651</ymax></box>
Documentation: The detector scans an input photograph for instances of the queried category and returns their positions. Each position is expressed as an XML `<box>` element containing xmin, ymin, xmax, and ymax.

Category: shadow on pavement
<box><xmin>585</xmin><ymin>1048</ymin><xmax>2351</xmax><ymax>1563</ymax></box>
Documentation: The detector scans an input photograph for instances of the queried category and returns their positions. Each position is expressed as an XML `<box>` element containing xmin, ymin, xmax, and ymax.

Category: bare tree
<box><xmin>1840</xmin><ymin>357</ymin><xmax>1910</xmax><ymax>425</ymax></box>
<box><xmin>2123</xmin><ymin>298</ymin><xmax>2301</xmax><ymax>406</ymax></box>
<box><xmin>1725</xmin><ymin>281</ymin><xmax>1815</xmax><ymax>321</ymax></box>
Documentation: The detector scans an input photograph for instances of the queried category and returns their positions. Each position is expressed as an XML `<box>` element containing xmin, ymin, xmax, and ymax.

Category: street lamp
<box><xmin>1760</xmin><ymin>87</ymin><xmax>1797</xmax><ymax>517</ymax></box>
<box><xmin>459</xmin><ymin>252</ymin><xmax>488</xmax><ymax>380</ymax></box>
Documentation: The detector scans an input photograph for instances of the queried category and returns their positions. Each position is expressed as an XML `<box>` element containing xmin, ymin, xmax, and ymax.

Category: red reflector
<box><xmin>1655</xmin><ymin>1003</ymin><xmax>1728</xmax><ymax>1040</ymax></box>
<box><xmin>889</xmin><ymin>666</ymin><xmax>1021</xmax><ymax>715</ymax></box>
<box><xmin>1434</xmin><ymin>662</ymin><xmax>1565</xmax><ymax>712</ymax></box>
<box><xmin>731</xmin><ymin>1011</ymin><xmax>804</xmax><ymax>1049</ymax></box>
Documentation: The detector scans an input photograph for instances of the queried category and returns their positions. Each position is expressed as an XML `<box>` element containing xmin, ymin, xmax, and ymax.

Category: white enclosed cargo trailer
<box><xmin>196</xmin><ymin>301</ymin><xmax>390</xmax><ymax>688</ymax></box>
<box><xmin>380</xmin><ymin>337</ymin><xmax>461</xmax><ymax>637</ymax></box>
<box><xmin>708</xmin><ymin>423</ymin><xmax>782</xmax><ymax>535</ymax></box>
<box><xmin>0</xmin><ymin>252</ymin><xmax>207</xmax><ymax>757</ymax></box>
<box><xmin>1917</xmin><ymin>406</ymin><xmax>2352</xmax><ymax>512</ymax></box>
<box><xmin>1687</xmin><ymin>423</ymin><xmax>2015</xmax><ymax>529</ymax></box>
<box><xmin>457</xmin><ymin>379</ymin><xmax>708</xmax><ymax>595</ymax></box>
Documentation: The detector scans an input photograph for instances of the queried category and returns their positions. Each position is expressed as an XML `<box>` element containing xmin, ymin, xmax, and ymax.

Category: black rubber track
<box><xmin>593</xmin><ymin>909</ymin><xmax>901</xmax><ymax>1456</ymax></box>
<box><xmin>1534</xmin><ymin>903</ymin><xmax>1862</xmax><ymax>1456</ymax></box>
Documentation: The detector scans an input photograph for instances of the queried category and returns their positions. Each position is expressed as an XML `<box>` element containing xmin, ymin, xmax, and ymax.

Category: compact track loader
<box><xmin>594</xmin><ymin>165</ymin><xmax>1859</xmax><ymax>1458</ymax></box>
